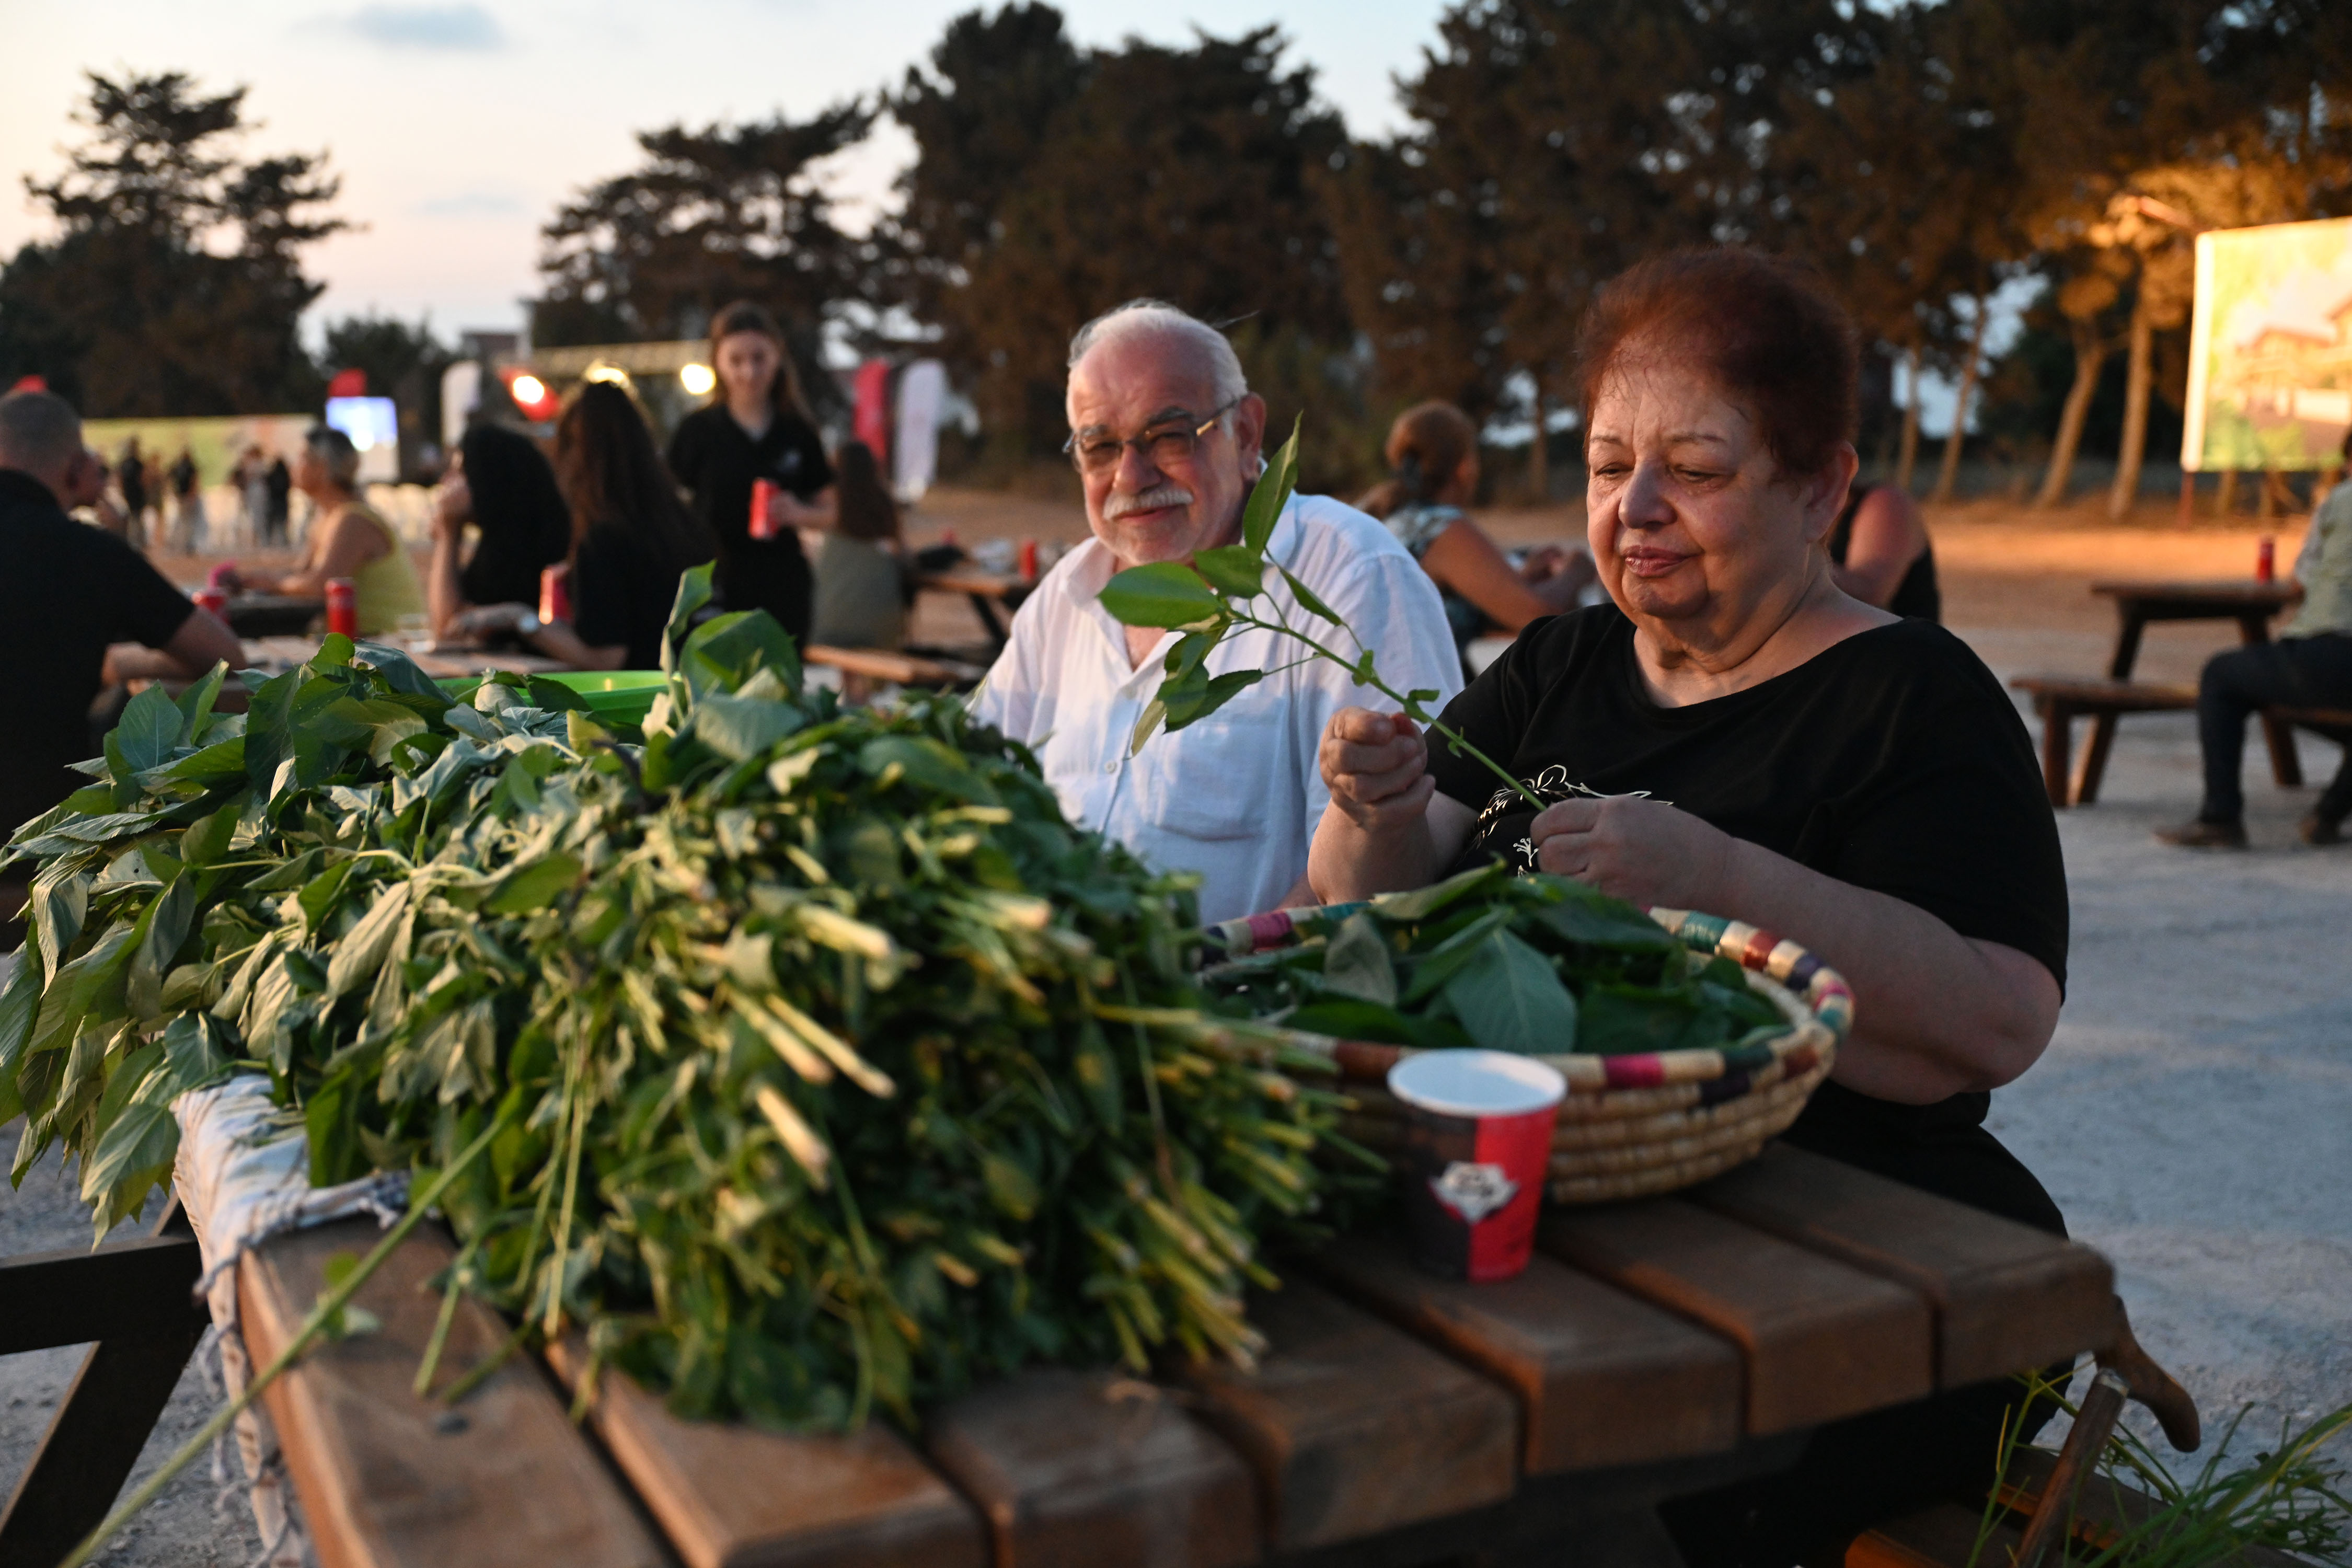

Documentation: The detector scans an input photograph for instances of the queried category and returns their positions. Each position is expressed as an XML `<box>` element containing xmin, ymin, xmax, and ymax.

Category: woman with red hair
<box><xmin>1311</xmin><ymin>248</ymin><xmax>2070</xmax><ymax>1563</ymax></box>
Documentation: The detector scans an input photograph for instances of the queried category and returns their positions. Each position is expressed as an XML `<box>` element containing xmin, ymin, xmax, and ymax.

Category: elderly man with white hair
<box><xmin>969</xmin><ymin>301</ymin><xmax>1461</xmax><ymax>923</ymax></box>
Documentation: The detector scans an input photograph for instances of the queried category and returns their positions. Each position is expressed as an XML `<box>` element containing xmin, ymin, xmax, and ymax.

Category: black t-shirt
<box><xmin>1425</xmin><ymin>605</ymin><xmax>2070</xmax><ymax>1231</ymax></box>
<box><xmin>666</xmin><ymin>403</ymin><xmax>834</xmax><ymax>644</ymax></box>
<box><xmin>456</xmin><ymin>424</ymin><xmax>572</xmax><ymax>609</ymax></box>
<box><xmin>0</xmin><ymin>470</ymin><xmax>197</xmax><ymax>839</ymax></box>
<box><xmin>572</xmin><ymin>522</ymin><xmax>688</xmax><ymax>671</ymax></box>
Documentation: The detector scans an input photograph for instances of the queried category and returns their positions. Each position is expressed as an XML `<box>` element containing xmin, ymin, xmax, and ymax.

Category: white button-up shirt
<box><xmin>967</xmin><ymin>494</ymin><xmax>1463</xmax><ymax>924</ymax></box>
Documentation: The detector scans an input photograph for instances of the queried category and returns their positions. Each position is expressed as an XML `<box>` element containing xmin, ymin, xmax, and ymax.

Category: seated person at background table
<box><xmin>809</xmin><ymin>440</ymin><xmax>908</xmax><ymax>651</ymax></box>
<box><xmin>0</xmin><ymin>390</ymin><xmax>241</xmax><ymax>939</ymax></box>
<box><xmin>214</xmin><ymin>426</ymin><xmax>425</xmax><ymax>638</ymax></box>
<box><xmin>1355</xmin><ymin>400</ymin><xmax>1594</xmax><ymax>660</ymax></box>
<box><xmin>968</xmin><ymin>299</ymin><xmax>1461</xmax><ymax>925</ymax></box>
<box><xmin>426</xmin><ymin>420</ymin><xmax>573</xmax><ymax>642</ymax></box>
<box><xmin>666</xmin><ymin>301</ymin><xmax>839</xmax><ymax>647</ymax></box>
<box><xmin>1827</xmin><ymin>474</ymin><xmax>1940</xmax><ymax>620</ymax></box>
<box><xmin>444</xmin><ymin>382</ymin><xmax>715</xmax><ymax>671</ymax></box>
<box><xmin>2159</xmin><ymin>429</ymin><xmax>2352</xmax><ymax>849</ymax></box>
<box><xmin>1308</xmin><ymin>250</ymin><xmax>2069</xmax><ymax>1566</ymax></box>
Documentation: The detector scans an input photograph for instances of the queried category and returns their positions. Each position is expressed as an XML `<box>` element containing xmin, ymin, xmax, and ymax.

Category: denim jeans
<box><xmin>2197</xmin><ymin>633</ymin><xmax>2352</xmax><ymax>823</ymax></box>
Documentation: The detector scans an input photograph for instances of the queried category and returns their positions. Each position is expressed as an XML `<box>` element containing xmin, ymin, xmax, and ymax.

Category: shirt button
<box><xmin>1102</xmin><ymin>760</ymin><xmax>1118</xmax><ymax>775</ymax></box>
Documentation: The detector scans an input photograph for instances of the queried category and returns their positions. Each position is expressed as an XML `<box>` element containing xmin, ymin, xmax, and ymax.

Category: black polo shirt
<box><xmin>666</xmin><ymin>403</ymin><xmax>833</xmax><ymax>644</ymax></box>
<box><xmin>0</xmin><ymin>469</ymin><xmax>195</xmax><ymax>840</ymax></box>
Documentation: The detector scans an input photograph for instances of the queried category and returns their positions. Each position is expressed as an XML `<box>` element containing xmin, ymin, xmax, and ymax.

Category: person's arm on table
<box><xmin>1416</xmin><ymin>521</ymin><xmax>1590</xmax><ymax>631</ymax></box>
<box><xmin>520</xmin><ymin>619</ymin><xmax>627</xmax><ymax>671</ymax></box>
<box><xmin>100</xmin><ymin>607</ymin><xmax>244</xmax><ymax>683</ymax></box>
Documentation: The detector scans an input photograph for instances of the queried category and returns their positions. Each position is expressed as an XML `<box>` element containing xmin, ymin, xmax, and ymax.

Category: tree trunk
<box><xmin>1527</xmin><ymin>389</ymin><xmax>1549</xmax><ymax>503</ymax></box>
<box><xmin>2107</xmin><ymin>294</ymin><xmax>2154</xmax><ymax>519</ymax></box>
<box><xmin>2216</xmin><ymin>468</ymin><xmax>2238</xmax><ymax>517</ymax></box>
<box><xmin>2035</xmin><ymin>321</ymin><xmax>2107</xmax><ymax>509</ymax></box>
<box><xmin>1895</xmin><ymin>341</ymin><xmax>1922</xmax><ymax>493</ymax></box>
<box><xmin>1932</xmin><ymin>297</ymin><xmax>1993</xmax><ymax>504</ymax></box>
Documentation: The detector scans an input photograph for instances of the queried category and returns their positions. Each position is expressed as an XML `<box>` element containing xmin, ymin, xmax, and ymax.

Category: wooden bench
<box><xmin>803</xmin><ymin>644</ymin><xmax>987</xmax><ymax>692</ymax></box>
<box><xmin>2009</xmin><ymin>677</ymin><xmax>2197</xmax><ymax>806</ymax></box>
<box><xmin>2011</xmin><ymin>678</ymin><xmax>2352</xmax><ymax>809</ymax></box>
<box><xmin>207</xmin><ymin>1144</ymin><xmax>2120</xmax><ymax>1568</ymax></box>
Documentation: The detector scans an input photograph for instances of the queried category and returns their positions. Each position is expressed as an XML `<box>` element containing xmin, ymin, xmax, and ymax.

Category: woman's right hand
<box><xmin>432</xmin><ymin>474</ymin><xmax>472</xmax><ymax>536</ymax></box>
<box><xmin>1320</xmin><ymin>708</ymin><xmax>1435</xmax><ymax>832</ymax></box>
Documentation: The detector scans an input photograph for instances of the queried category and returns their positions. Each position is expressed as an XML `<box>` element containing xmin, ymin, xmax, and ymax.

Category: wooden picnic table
<box><xmin>216</xmin><ymin>592</ymin><xmax>326</xmax><ymax>638</ymax></box>
<box><xmin>240</xmin><ymin>636</ymin><xmax>572</xmax><ymax>683</ymax></box>
<box><xmin>917</xmin><ymin>567</ymin><xmax>1031</xmax><ymax>652</ymax></box>
<box><xmin>227</xmin><ymin>1144</ymin><xmax>2117</xmax><ymax>1568</ymax></box>
<box><xmin>2088</xmin><ymin>579</ymin><xmax>2307</xmax><ymax>787</ymax></box>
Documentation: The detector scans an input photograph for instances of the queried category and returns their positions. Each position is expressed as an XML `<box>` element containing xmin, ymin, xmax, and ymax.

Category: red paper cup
<box><xmin>538</xmin><ymin>561</ymin><xmax>572</xmax><ymax>625</ymax></box>
<box><xmin>750</xmin><ymin>477</ymin><xmax>779</xmax><ymax>540</ymax></box>
<box><xmin>1387</xmin><ymin>1050</ymin><xmax>1565</xmax><ymax>1282</ymax></box>
<box><xmin>193</xmin><ymin>587</ymin><xmax>228</xmax><ymax>617</ymax></box>
<box><xmin>325</xmin><ymin>577</ymin><xmax>358</xmax><ymax>638</ymax></box>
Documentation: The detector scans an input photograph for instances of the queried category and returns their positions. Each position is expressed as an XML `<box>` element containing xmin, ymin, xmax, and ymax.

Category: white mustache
<box><xmin>1104</xmin><ymin>483</ymin><xmax>1194</xmax><ymax>521</ymax></box>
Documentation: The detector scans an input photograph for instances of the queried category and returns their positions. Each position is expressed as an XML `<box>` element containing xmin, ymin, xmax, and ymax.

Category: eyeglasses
<box><xmin>1064</xmin><ymin>398</ymin><xmax>1240</xmax><ymax>476</ymax></box>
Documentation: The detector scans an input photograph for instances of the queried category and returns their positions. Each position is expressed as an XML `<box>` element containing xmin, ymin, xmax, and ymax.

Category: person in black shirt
<box><xmin>263</xmin><ymin>455</ymin><xmax>292</xmax><ymax>546</ymax></box>
<box><xmin>665</xmin><ymin>300</ymin><xmax>836</xmax><ymax>643</ymax></box>
<box><xmin>445</xmin><ymin>382</ymin><xmax>716</xmax><ymax>671</ymax></box>
<box><xmin>1309</xmin><ymin>250</ymin><xmax>2069</xmax><ymax>1565</ymax></box>
<box><xmin>425</xmin><ymin>421</ymin><xmax>573</xmax><ymax>640</ymax></box>
<box><xmin>1829</xmin><ymin>480</ymin><xmax>1940</xmax><ymax>620</ymax></box>
<box><xmin>1</xmin><ymin>391</ymin><xmax>242</xmax><ymax>941</ymax></box>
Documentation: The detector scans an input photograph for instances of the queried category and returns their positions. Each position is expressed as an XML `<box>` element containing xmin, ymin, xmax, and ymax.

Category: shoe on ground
<box><xmin>2301</xmin><ymin>812</ymin><xmax>2344</xmax><ymax>846</ymax></box>
<box><xmin>2154</xmin><ymin>818</ymin><xmax>2249</xmax><ymax>848</ymax></box>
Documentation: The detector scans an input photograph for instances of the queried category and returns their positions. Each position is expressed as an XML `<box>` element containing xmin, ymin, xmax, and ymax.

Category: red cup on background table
<box><xmin>1018</xmin><ymin>537</ymin><xmax>1039</xmax><ymax>582</ymax></box>
<box><xmin>750</xmin><ymin>477</ymin><xmax>780</xmax><ymax>541</ymax></box>
<box><xmin>1388</xmin><ymin>1050</ymin><xmax>1565</xmax><ymax>1283</ymax></box>
<box><xmin>193</xmin><ymin>587</ymin><xmax>228</xmax><ymax>618</ymax></box>
<box><xmin>325</xmin><ymin>578</ymin><xmax>358</xmax><ymax>639</ymax></box>
<box><xmin>539</xmin><ymin>562</ymin><xmax>572</xmax><ymax>625</ymax></box>
<box><xmin>2257</xmin><ymin>535</ymin><xmax>2276</xmax><ymax>583</ymax></box>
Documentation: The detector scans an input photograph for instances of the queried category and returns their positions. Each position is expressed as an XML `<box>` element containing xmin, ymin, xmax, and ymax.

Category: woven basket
<box><xmin>1205</xmin><ymin>902</ymin><xmax>1852</xmax><ymax>1204</ymax></box>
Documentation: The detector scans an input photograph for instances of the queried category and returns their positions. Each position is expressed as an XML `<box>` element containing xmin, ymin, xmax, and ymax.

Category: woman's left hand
<box><xmin>1528</xmin><ymin>795</ymin><xmax>1738</xmax><ymax>909</ymax></box>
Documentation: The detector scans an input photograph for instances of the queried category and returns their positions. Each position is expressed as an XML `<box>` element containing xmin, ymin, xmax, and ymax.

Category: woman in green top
<box><xmin>2159</xmin><ymin>428</ymin><xmax>2352</xmax><ymax>849</ymax></box>
<box><xmin>220</xmin><ymin>426</ymin><xmax>425</xmax><ymax>636</ymax></box>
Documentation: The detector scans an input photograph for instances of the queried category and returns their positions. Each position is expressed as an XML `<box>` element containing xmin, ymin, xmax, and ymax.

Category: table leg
<box><xmin>966</xmin><ymin>593</ymin><xmax>1010</xmax><ymax>652</ymax></box>
<box><xmin>2107</xmin><ymin>613</ymin><xmax>2147</xmax><ymax>681</ymax></box>
<box><xmin>2037</xmin><ymin>701</ymin><xmax>2074</xmax><ymax>808</ymax></box>
<box><xmin>2073</xmin><ymin>712</ymin><xmax>2120</xmax><ymax>805</ymax></box>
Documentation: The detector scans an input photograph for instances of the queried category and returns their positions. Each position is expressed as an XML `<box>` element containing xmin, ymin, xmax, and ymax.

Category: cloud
<box><xmin>339</xmin><ymin>4</ymin><xmax>505</xmax><ymax>51</ymax></box>
<box><xmin>414</xmin><ymin>190</ymin><xmax>525</xmax><ymax>218</ymax></box>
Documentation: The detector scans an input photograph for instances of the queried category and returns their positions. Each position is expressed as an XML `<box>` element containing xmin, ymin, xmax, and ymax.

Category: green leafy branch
<box><xmin>1096</xmin><ymin>419</ymin><xmax>1543</xmax><ymax>812</ymax></box>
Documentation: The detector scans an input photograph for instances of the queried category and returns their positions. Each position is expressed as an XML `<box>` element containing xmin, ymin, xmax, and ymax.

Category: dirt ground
<box><xmin>7</xmin><ymin>492</ymin><xmax>2344</xmax><ymax>1560</ymax></box>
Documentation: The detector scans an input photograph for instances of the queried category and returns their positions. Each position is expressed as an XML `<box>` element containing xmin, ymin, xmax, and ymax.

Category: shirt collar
<box><xmin>1066</xmin><ymin>494</ymin><xmax>1304</xmax><ymax>670</ymax></box>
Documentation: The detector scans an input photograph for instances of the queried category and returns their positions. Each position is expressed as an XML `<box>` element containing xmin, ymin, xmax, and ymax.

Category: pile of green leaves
<box><xmin>2</xmin><ymin>568</ymin><xmax>1341</xmax><ymax>1428</ymax></box>
<box><xmin>1202</xmin><ymin>864</ymin><xmax>1788</xmax><ymax>1058</ymax></box>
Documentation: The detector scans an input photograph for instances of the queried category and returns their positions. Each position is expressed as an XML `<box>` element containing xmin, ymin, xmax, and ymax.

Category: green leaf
<box><xmin>1242</xmin><ymin>414</ymin><xmax>1301</xmax><ymax>556</ymax></box>
<box><xmin>112</xmin><ymin>684</ymin><xmax>185</xmax><ymax>774</ymax></box>
<box><xmin>314</xmin><ymin>633</ymin><xmax>356</xmax><ymax>668</ymax></box>
<box><xmin>180</xmin><ymin>791</ymin><xmax>248</xmax><ymax>868</ymax></box>
<box><xmin>352</xmin><ymin>642</ymin><xmax>445</xmax><ymax>700</ymax></box>
<box><xmin>165</xmin><ymin>736</ymin><xmax>248</xmax><ymax>784</ymax></box>
<box><xmin>1098</xmin><ymin>562</ymin><xmax>1223</xmax><ymax>629</ymax></box>
<box><xmin>1443</xmin><ymin>930</ymin><xmax>1578</xmax><ymax>1054</ymax></box>
<box><xmin>1576</xmin><ymin>985</ymin><xmax>1720</xmax><ymax>1056</ymax></box>
<box><xmin>483</xmin><ymin>852</ymin><xmax>583</xmax><ymax>915</ymax></box>
<box><xmin>695</xmin><ymin>693</ymin><xmax>807</xmax><ymax>763</ymax></box>
<box><xmin>327</xmin><ymin>881</ymin><xmax>413</xmax><ymax>1000</ymax></box>
<box><xmin>1319</xmin><ymin>913</ymin><xmax>1396</xmax><ymax>1006</ymax></box>
<box><xmin>1285</xmin><ymin>997</ymin><xmax>1470</xmax><ymax>1051</ymax></box>
<box><xmin>660</xmin><ymin>562</ymin><xmax>717</xmax><ymax>683</ymax></box>
<box><xmin>173</xmin><ymin>662</ymin><xmax>228</xmax><ymax>737</ymax></box>
<box><xmin>1129</xmin><ymin>699</ymin><xmax>1168</xmax><ymax>756</ymax></box>
<box><xmin>1191</xmin><ymin>545</ymin><xmax>1267</xmax><ymax>598</ymax></box>
<box><xmin>681</xmin><ymin>610</ymin><xmax>801</xmax><ymax>701</ymax></box>
<box><xmin>80</xmin><ymin>1100</ymin><xmax>180</xmax><ymax>1238</ymax></box>
<box><xmin>1163</xmin><ymin>669</ymin><xmax>1263</xmax><ymax>734</ymax></box>
<box><xmin>980</xmin><ymin>1151</ymin><xmax>1039</xmax><ymax>1222</ymax></box>
<box><xmin>1531</xmin><ymin>893</ymin><xmax>1678</xmax><ymax>953</ymax></box>
<box><xmin>1373</xmin><ymin>864</ymin><xmax>1504</xmax><ymax>923</ymax></box>
<box><xmin>1276</xmin><ymin>564</ymin><xmax>1342</xmax><ymax>626</ymax></box>
<box><xmin>858</xmin><ymin>736</ymin><xmax>999</xmax><ymax>805</ymax></box>
<box><xmin>129</xmin><ymin>875</ymin><xmax>196</xmax><ymax>1020</ymax></box>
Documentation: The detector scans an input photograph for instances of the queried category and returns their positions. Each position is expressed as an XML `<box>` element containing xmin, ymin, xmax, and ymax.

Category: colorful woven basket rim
<box><xmin>1209</xmin><ymin>896</ymin><xmax>1851</xmax><ymax>1094</ymax></box>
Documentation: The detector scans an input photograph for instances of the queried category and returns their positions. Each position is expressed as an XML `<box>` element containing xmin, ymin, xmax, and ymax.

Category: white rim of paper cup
<box><xmin>1387</xmin><ymin>1050</ymin><xmax>1566</xmax><ymax>1119</ymax></box>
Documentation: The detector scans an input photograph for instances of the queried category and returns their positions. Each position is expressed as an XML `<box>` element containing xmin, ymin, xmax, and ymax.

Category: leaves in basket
<box><xmin>1319</xmin><ymin>913</ymin><xmax>1396</xmax><ymax>1005</ymax></box>
<box><xmin>1443</xmin><ymin>929</ymin><xmax>1577</xmax><ymax>1054</ymax></box>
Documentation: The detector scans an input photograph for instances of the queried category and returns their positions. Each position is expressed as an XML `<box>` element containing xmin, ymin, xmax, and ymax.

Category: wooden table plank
<box><xmin>1311</xmin><ymin>1233</ymin><xmax>1740</xmax><ymax>1475</ymax></box>
<box><xmin>545</xmin><ymin>1340</ymin><xmax>985</xmax><ymax>1568</ymax></box>
<box><xmin>921</xmin><ymin>1367</ymin><xmax>1259</xmax><ymax>1568</ymax></box>
<box><xmin>1178</xmin><ymin>1280</ymin><xmax>1518</xmax><ymax>1554</ymax></box>
<box><xmin>239</xmin><ymin>1220</ymin><xmax>664</xmax><ymax>1568</ymax></box>
<box><xmin>1539</xmin><ymin>1200</ymin><xmax>1934</xmax><ymax>1437</ymax></box>
<box><xmin>1689</xmin><ymin>1145</ymin><xmax>2117</xmax><ymax>1388</ymax></box>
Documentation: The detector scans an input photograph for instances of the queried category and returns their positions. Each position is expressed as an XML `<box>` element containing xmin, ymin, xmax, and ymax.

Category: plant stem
<box><xmin>1231</xmin><ymin>610</ymin><xmax>1545</xmax><ymax>811</ymax></box>
<box><xmin>59</xmin><ymin>1109</ymin><xmax>512</xmax><ymax>1568</ymax></box>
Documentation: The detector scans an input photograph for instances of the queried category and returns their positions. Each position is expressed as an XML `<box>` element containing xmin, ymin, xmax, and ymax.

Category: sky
<box><xmin>3</xmin><ymin>0</ymin><xmax>1446</xmax><ymax>340</ymax></box>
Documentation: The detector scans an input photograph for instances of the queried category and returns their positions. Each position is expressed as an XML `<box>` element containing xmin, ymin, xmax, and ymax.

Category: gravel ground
<box><xmin>4</xmin><ymin>513</ymin><xmax>2345</xmax><ymax>1556</ymax></box>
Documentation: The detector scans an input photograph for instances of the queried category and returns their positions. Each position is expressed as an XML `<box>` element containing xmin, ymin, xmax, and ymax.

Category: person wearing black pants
<box><xmin>2161</xmin><ymin>437</ymin><xmax>2352</xmax><ymax>849</ymax></box>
